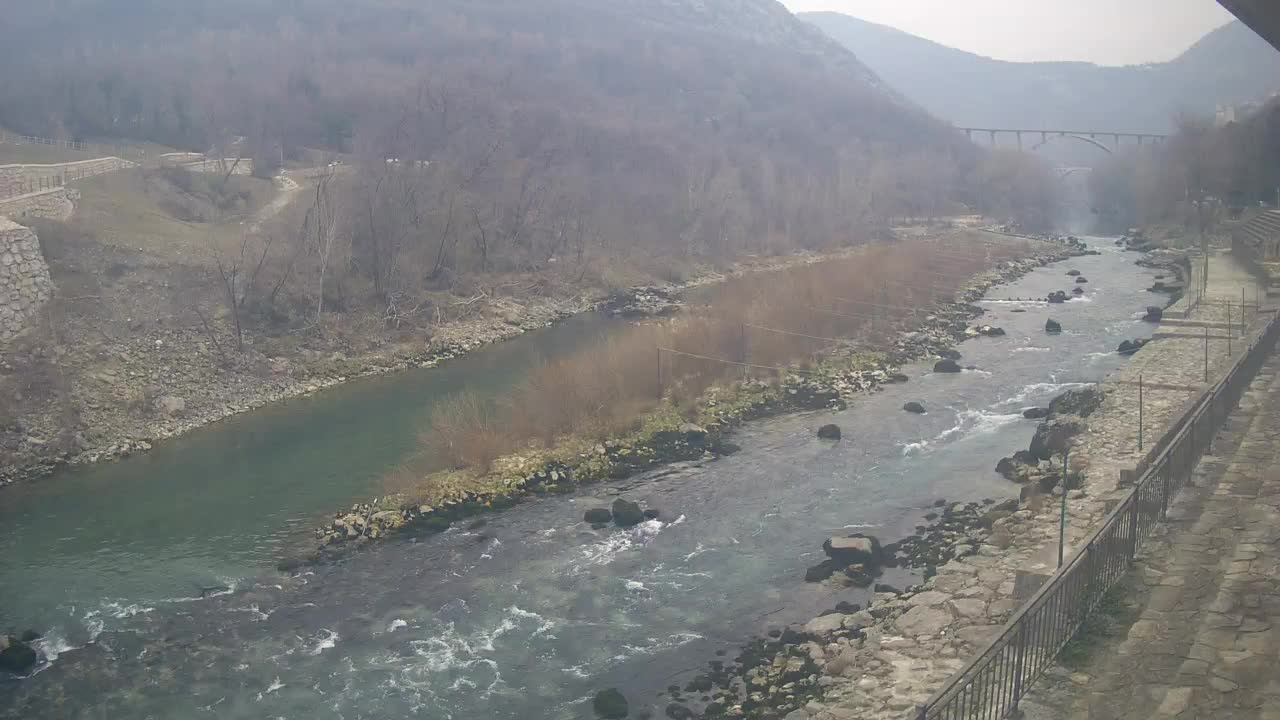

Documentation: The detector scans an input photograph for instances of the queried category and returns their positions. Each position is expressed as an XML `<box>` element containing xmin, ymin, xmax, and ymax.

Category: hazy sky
<box><xmin>781</xmin><ymin>0</ymin><xmax>1237</xmax><ymax>66</ymax></box>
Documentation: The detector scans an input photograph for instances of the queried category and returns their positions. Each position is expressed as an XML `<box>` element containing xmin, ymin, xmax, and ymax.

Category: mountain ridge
<box><xmin>801</xmin><ymin>12</ymin><xmax>1280</xmax><ymax>134</ymax></box>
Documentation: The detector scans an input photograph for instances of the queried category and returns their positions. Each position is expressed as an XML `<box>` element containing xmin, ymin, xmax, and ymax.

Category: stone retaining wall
<box><xmin>0</xmin><ymin>157</ymin><xmax>134</xmax><ymax>198</ymax></box>
<box><xmin>0</xmin><ymin>187</ymin><xmax>76</xmax><ymax>221</ymax></box>
<box><xmin>0</xmin><ymin>217</ymin><xmax>52</xmax><ymax>343</ymax></box>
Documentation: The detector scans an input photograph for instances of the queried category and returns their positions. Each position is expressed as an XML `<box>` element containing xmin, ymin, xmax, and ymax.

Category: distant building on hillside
<box><xmin>1216</xmin><ymin>94</ymin><xmax>1280</xmax><ymax>126</ymax></box>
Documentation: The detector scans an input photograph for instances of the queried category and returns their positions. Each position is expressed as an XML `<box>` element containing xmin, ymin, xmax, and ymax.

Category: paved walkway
<box><xmin>1023</xmin><ymin>351</ymin><xmax>1280</xmax><ymax>719</ymax></box>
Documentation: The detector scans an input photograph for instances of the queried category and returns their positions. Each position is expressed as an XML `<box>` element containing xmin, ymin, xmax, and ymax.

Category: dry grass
<box><xmin>68</xmin><ymin>169</ymin><xmax>276</xmax><ymax>259</ymax></box>
<box><xmin>418</xmin><ymin>233</ymin><xmax>1032</xmax><ymax>471</ymax></box>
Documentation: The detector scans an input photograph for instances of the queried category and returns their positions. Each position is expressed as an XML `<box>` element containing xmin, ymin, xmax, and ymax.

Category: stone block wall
<box><xmin>0</xmin><ymin>187</ymin><xmax>76</xmax><ymax>221</ymax></box>
<box><xmin>158</xmin><ymin>152</ymin><xmax>206</xmax><ymax>167</ymax></box>
<box><xmin>0</xmin><ymin>157</ymin><xmax>134</xmax><ymax>198</ymax></box>
<box><xmin>0</xmin><ymin>217</ymin><xmax>53</xmax><ymax>343</ymax></box>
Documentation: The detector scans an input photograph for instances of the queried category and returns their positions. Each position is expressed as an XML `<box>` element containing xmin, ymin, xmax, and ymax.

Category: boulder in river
<box><xmin>1048</xmin><ymin>386</ymin><xmax>1104</xmax><ymax>417</ymax></box>
<box><xmin>995</xmin><ymin>455</ymin><xmax>1037</xmax><ymax>483</ymax></box>
<box><xmin>592</xmin><ymin>688</ymin><xmax>629</xmax><ymax>719</ymax></box>
<box><xmin>0</xmin><ymin>636</ymin><xmax>37</xmax><ymax>675</ymax></box>
<box><xmin>1047</xmin><ymin>291</ymin><xmax>1068</xmax><ymax>304</ymax></box>
<box><xmin>1023</xmin><ymin>407</ymin><xmax>1051</xmax><ymax>420</ymax></box>
<box><xmin>611</xmin><ymin>498</ymin><xmax>645</xmax><ymax>527</ymax></box>
<box><xmin>584</xmin><ymin>508</ymin><xmax>613</xmax><ymax>524</ymax></box>
<box><xmin>642</xmin><ymin>508</ymin><xmax>661</xmax><ymax>521</ymax></box>
<box><xmin>979</xmin><ymin>326</ymin><xmax>1006</xmax><ymax>337</ymax></box>
<box><xmin>1118</xmin><ymin>339</ymin><xmax>1149</xmax><ymax>356</ymax></box>
<box><xmin>1075</xmin><ymin>276</ymin><xmax>1089</xmax><ymax>284</ymax></box>
<box><xmin>1030</xmin><ymin>418</ymin><xmax>1085</xmax><ymax>461</ymax></box>
<box><xmin>678</xmin><ymin>423</ymin><xmax>708</xmax><ymax>444</ymax></box>
<box><xmin>1143</xmin><ymin>306</ymin><xmax>1164</xmax><ymax>322</ymax></box>
<box><xmin>933</xmin><ymin>359</ymin><xmax>962</xmax><ymax>373</ymax></box>
<box><xmin>903</xmin><ymin>401</ymin><xmax>926</xmax><ymax>414</ymax></box>
<box><xmin>665</xmin><ymin>702</ymin><xmax>695</xmax><ymax>720</ymax></box>
<box><xmin>1066</xmin><ymin>269</ymin><xmax>1081</xmax><ymax>276</ymax></box>
<box><xmin>1045</xmin><ymin>319</ymin><xmax>1062</xmax><ymax>334</ymax></box>
<box><xmin>817</xmin><ymin>424</ymin><xmax>842</xmax><ymax>440</ymax></box>
<box><xmin>822</xmin><ymin>534</ymin><xmax>883</xmax><ymax>567</ymax></box>
<box><xmin>1073</xmin><ymin>286</ymin><xmax>1085</xmax><ymax>295</ymax></box>
<box><xmin>804</xmin><ymin>560</ymin><xmax>840</xmax><ymax>582</ymax></box>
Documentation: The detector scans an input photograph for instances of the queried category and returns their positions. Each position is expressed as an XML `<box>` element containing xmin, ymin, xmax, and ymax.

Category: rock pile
<box><xmin>605</xmin><ymin>286</ymin><xmax>683</xmax><ymax>318</ymax></box>
<box><xmin>994</xmin><ymin>387</ymin><xmax>1101</xmax><ymax>493</ymax></box>
<box><xmin>582</xmin><ymin>498</ymin><xmax>660</xmax><ymax>528</ymax></box>
<box><xmin>933</xmin><ymin>359</ymin><xmax>962</xmax><ymax>374</ymax></box>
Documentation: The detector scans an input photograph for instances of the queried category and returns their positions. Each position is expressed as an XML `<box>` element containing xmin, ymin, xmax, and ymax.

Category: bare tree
<box><xmin>301</xmin><ymin>168</ymin><xmax>340</xmax><ymax>323</ymax></box>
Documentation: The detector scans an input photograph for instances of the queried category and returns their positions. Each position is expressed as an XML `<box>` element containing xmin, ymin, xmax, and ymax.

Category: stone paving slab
<box><xmin>1023</xmin><ymin>356</ymin><xmax>1280</xmax><ymax>719</ymax></box>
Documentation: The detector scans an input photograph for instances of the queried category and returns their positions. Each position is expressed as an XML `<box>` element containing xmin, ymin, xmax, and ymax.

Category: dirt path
<box><xmin>247</xmin><ymin>172</ymin><xmax>302</xmax><ymax>233</ymax></box>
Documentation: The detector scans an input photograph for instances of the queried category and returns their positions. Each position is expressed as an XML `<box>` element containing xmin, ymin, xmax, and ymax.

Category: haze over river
<box><xmin>0</xmin><ymin>238</ymin><xmax>1159</xmax><ymax>719</ymax></box>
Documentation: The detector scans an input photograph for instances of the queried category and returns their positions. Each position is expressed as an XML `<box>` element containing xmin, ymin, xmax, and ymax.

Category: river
<box><xmin>0</xmin><ymin>238</ymin><xmax>1158</xmax><ymax>719</ymax></box>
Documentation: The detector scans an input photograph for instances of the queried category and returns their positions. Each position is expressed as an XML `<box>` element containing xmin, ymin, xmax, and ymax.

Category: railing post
<box><xmin>1128</xmin><ymin>496</ymin><xmax>1140</xmax><ymax>560</ymax></box>
<box><xmin>1009</xmin><ymin>621</ymin><xmax>1030</xmax><ymax>712</ymax></box>
<box><xmin>1160</xmin><ymin>461</ymin><xmax>1171</xmax><ymax>520</ymax></box>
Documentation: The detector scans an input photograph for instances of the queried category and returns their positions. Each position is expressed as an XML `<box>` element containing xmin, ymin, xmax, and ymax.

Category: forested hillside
<box><xmin>0</xmin><ymin>0</ymin><xmax>999</xmax><ymax>269</ymax></box>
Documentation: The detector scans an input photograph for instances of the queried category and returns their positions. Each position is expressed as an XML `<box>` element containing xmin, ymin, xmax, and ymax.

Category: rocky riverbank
<box><xmin>670</xmin><ymin>246</ymin><xmax>1262</xmax><ymax>720</ymax></box>
<box><xmin>0</xmin><ymin>248</ymin><xmax>871</xmax><ymax>488</ymax></box>
<box><xmin>309</xmin><ymin>236</ymin><xmax>1088</xmax><ymax>559</ymax></box>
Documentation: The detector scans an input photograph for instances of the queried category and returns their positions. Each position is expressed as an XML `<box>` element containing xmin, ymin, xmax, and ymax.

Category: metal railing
<box><xmin>0</xmin><ymin>130</ymin><xmax>154</xmax><ymax>165</ymax></box>
<box><xmin>914</xmin><ymin>309</ymin><xmax>1280</xmax><ymax>720</ymax></box>
<box><xmin>0</xmin><ymin>129</ymin><xmax>91</xmax><ymax>151</ymax></box>
<box><xmin>0</xmin><ymin>158</ymin><xmax>136</xmax><ymax>200</ymax></box>
<box><xmin>0</xmin><ymin>173</ymin><xmax>68</xmax><ymax>200</ymax></box>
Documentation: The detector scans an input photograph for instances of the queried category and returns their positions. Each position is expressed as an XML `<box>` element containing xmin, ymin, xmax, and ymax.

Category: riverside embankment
<box><xmin>712</xmin><ymin>248</ymin><xmax>1267</xmax><ymax>720</ymax></box>
<box><xmin>0</xmin><ymin>245</ymin><xmax>866</xmax><ymax>487</ymax></box>
<box><xmin>0</xmin><ymin>236</ymin><xmax>1168</xmax><ymax>720</ymax></box>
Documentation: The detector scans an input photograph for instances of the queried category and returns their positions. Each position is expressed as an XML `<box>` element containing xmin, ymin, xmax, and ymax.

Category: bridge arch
<box><xmin>1055</xmin><ymin>167</ymin><xmax>1093</xmax><ymax>179</ymax></box>
<box><xmin>1030</xmin><ymin>133</ymin><xmax>1113</xmax><ymax>155</ymax></box>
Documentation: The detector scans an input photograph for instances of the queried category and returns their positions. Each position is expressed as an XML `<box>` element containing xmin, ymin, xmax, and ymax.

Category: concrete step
<box><xmin>1159</xmin><ymin>318</ymin><xmax>1237</xmax><ymax>330</ymax></box>
<box><xmin>1151</xmin><ymin>330</ymin><xmax>1239</xmax><ymax>340</ymax></box>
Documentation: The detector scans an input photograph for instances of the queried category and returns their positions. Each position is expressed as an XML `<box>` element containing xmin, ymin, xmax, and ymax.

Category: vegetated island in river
<box><xmin>305</xmin><ymin>230</ymin><xmax>1093</xmax><ymax>563</ymax></box>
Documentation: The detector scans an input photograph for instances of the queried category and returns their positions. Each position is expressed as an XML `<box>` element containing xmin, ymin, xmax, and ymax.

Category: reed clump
<box><xmin>417</xmin><ymin>234</ymin><xmax>1029</xmax><ymax>471</ymax></box>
